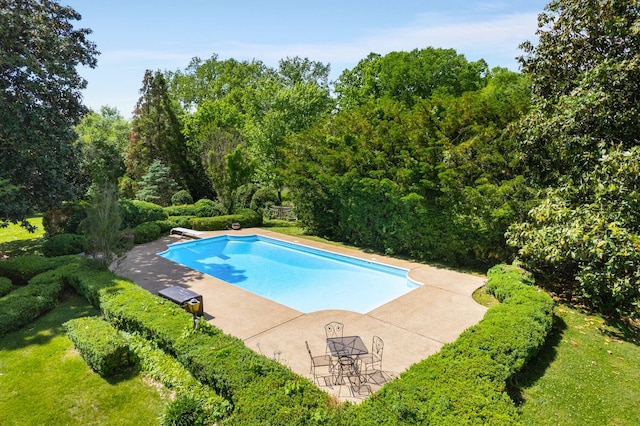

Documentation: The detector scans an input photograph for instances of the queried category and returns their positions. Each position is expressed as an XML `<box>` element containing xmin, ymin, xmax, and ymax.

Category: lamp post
<box><xmin>186</xmin><ymin>298</ymin><xmax>201</xmax><ymax>329</ymax></box>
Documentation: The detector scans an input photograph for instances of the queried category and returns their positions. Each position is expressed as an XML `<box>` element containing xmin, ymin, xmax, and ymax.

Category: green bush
<box><xmin>343</xmin><ymin>263</ymin><xmax>554</xmax><ymax>425</ymax></box>
<box><xmin>43</xmin><ymin>201</ymin><xmax>88</xmax><ymax>236</ymax></box>
<box><xmin>161</xmin><ymin>393</ymin><xmax>207</xmax><ymax>426</ymax></box>
<box><xmin>120</xmin><ymin>199</ymin><xmax>167</xmax><ymax>228</ymax></box>
<box><xmin>232</xmin><ymin>184</ymin><xmax>258</xmax><ymax>211</ymax></box>
<box><xmin>172</xmin><ymin>190</ymin><xmax>194</xmax><ymax>206</ymax></box>
<box><xmin>249</xmin><ymin>187</ymin><xmax>279</xmax><ymax>214</ymax></box>
<box><xmin>0</xmin><ymin>264</ymin><xmax>75</xmax><ymax>336</ymax></box>
<box><xmin>0</xmin><ymin>277</ymin><xmax>12</xmax><ymax>297</ymax></box>
<box><xmin>194</xmin><ymin>198</ymin><xmax>224</xmax><ymax>217</ymax></box>
<box><xmin>154</xmin><ymin>219</ymin><xmax>177</xmax><ymax>234</ymax></box>
<box><xmin>189</xmin><ymin>210</ymin><xmax>262</xmax><ymax>232</ymax></box>
<box><xmin>168</xmin><ymin>216</ymin><xmax>194</xmax><ymax>228</ymax></box>
<box><xmin>63</xmin><ymin>263</ymin><xmax>333</xmax><ymax>424</ymax></box>
<box><xmin>133</xmin><ymin>222</ymin><xmax>161</xmax><ymax>244</ymax></box>
<box><xmin>64</xmin><ymin>316</ymin><xmax>132</xmax><ymax>376</ymax></box>
<box><xmin>125</xmin><ymin>332</ymin><xmax>230</xmax><ymax>424</ymax></box>
<box><xmin>42</xmin><ymin>233</ymin><xmax>87</xmax><ymax>257</ymax></box>
<box><xmin>0</xmin><ymin>254</ymin><xmax>78</xmax><ymax>285</ymax></box>
<box><xmin>164</xmin><ymin>204</ymin><xmax>196</xmax><ymax>216</ymax></box>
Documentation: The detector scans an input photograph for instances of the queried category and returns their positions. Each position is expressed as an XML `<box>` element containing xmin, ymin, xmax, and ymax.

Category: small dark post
<box><xmin>186</xmin><ymin>298</ymin><xmax>201</xmax><ymax>329</ymax></box>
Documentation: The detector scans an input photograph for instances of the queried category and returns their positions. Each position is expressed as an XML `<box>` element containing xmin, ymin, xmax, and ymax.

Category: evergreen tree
<box><xmin>135</xmin><ymin>160</ymin><xmax>179</xmax><ymax>207</ymax></box>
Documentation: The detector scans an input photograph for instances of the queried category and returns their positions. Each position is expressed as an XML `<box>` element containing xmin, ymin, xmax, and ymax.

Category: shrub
<box><xmin>43</xmin><ymin>201</ymin><xmax>88</xmax><ymax>236</ymax></box>
<box><xmin>0</xmin><ymin>254</ymin><xmax>78</xmax><ymax>285</ymax></box>
<box><xmin>0</xmin><ymin>264</ymin><xmax>74</xmax><ymax>336</ymax></box>
<box><xmin>343</xmin><ymin>263</ymin><xmax>554</xmax><ymax>425</ymax></box>
<box><xmin>194</xmin><ymin>198</ymin><xmax>224</xmax><ymax>217</ymax></box>
<box><xmin>232</xmin><ymin>183</ymin><xmax>258</xmax><ymax>211</ymax></box>
<box><xmin>64</xmin><ymin>316</ymin><xmax>132</xmax><ymax>376</ymax></box>
<box><xmin>42</xmin><ymin>233</ymin><xmax>87</xmax><ymax>257</ymax></box>
<box><xmin>168</xmin><ymin>216</ymin><xmax>194</xmax><ymax>228</ymax></box>
<box><xmin>249</xmin><ymin>187</ymin><xmax>279</xmax><ymax>215</ymax></box>
<box><xmin>120</xmin><ymin>199</ymin><xmax>167</xmax><ymax>228</ymax></box>
<box><xmin>133</xmin><ymin>222</ymin><xmax>161</xmax><ymax>244</ymax></box>
<box><xmin>189</xmin><ymin>210</ymin><xmax>262</xmax><ymax>232</ymax></box>
<box><xmin>164</xmin><ymin>204</ymin><xmax>196</xmax><ymax>216</ymax></box>
<box><xmin>172</xmin><ymin>190</ymin><xmax>193</xmax><ymax>206</ymax></box>
<box><xmin>125</xmin><ymin>332</ymin><xmax>230</xmax><ymax>424</ymax></box>
<box><xmin>161</xmin><ymin>393</ymin><xmax>207</xmax><ymax>426</ymax></box>
<box><xmin>0</xmin><ymin>277</ymin><xmax>12</xmax><ymax>297</ymax></box>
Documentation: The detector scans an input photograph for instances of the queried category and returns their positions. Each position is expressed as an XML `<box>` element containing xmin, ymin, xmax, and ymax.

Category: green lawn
<box><xmin>513</xmin><ymin>304</ymin><xmax>640</xmax><ymax>425</ymax></box>
<box><xmin>0</xmin><ymin>293</ymin><xmax>167</xmax><ymax>425</ymax></box>
<box><xmin>0</xmin><ymin>216</ymin><xmax>45</xmax><ymax>257</ymax></box>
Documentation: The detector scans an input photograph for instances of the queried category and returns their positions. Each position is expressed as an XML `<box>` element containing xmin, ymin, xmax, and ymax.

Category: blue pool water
<box><xmin>158</xmin><ymin>234</ymin><xmax>420</xmax><ymax>313</ymax></box>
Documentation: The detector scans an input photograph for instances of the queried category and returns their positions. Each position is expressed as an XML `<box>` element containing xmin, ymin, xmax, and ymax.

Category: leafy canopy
<box><xmin>0</xmin><ymin>0</ymin><xmax>98</xmax><ymax>227</ymax></box>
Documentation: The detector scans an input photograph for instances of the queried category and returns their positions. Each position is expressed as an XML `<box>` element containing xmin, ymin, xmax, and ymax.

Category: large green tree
<box><xmin>0</xmin><ymin>0</ymin><xmax>98</xmax><ymax>227</ymax></box>
<box><xmin>75</xmin><ymin>106</ymin><xmax>130</xmax><ymax>185</ymax></box>
<box><xmin>125</xmin><ymin>70</ymin><xmax>211</xmax><ymax>199</ymax></box>
<box><xmin>510</xmin><ymin>0</ymin><xmax>640</xmax><ymax>314</ymax></box>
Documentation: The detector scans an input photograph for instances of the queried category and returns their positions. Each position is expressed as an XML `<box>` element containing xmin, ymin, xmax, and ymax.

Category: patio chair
<box><xmin>305</xmin><ymin>341</ymin><xmax>333</xmax><ymax>387</ymax></box>
<box><xmin>361</xmin><ymin>335</ymin><xmax>384</xmax><ymax>373</ymax></box>
<box><xmin>324</xmin><ymin>321</ymin><xmax>344</xmax><ymax>355</ymax></box>
<box><xmin>324</xmin><ymin>321</ymin><xmax>344</xmax><ymax>338</ymax></box>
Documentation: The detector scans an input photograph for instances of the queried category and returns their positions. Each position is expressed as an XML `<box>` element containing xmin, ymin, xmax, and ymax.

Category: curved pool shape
<box><xmin>158</xmin><ymin>234</ymin><xmax>420</xmax><ymax>313</ymax></box>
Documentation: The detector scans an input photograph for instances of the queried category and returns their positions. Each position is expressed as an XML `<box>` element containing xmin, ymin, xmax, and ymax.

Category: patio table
<box><xmin>326</xmin><ymin>336</ymin><xmax>368</xmax><ymax>385</ymax></box>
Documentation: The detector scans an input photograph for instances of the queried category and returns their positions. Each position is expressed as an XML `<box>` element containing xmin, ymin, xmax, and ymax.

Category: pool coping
<box><xmin>114</xmin><ymin>228</ymin><xmax>488</xmax><ymax>403</ymax></box>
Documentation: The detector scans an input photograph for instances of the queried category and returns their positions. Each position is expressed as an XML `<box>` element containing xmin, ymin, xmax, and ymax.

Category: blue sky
<box><xmin>63</xmin><ymin>0</ymin><xmax>550</xmax><ymax>117</ymax></box>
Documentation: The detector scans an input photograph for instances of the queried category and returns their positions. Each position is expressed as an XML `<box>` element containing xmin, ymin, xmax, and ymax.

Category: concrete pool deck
<box><xmin>113</xmin><ymin>228</ymin><xmax>488</xmax><ymax>402</ymax></box>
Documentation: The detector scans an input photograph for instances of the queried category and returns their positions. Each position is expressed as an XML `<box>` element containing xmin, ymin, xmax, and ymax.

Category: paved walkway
<box><xmin>114</xmin><ymin>228</ymin><xmax>488</xmax><ymax>402</ymax></box>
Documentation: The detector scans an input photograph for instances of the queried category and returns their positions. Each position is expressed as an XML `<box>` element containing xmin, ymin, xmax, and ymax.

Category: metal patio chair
<box><xmin>361</xmin><ymin>335</ymin><xmax>384</xmax><ymax>373</ymax></box>
<box><xmin>305</xmin><ymin>340</ymin><xmax>334</xmax><ymax>387</ymax></box>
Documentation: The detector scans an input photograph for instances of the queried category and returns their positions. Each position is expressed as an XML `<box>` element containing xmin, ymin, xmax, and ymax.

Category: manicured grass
<box><xmin>0</xmin><ymin>292</ymin><xmax>167</xmax><ymax>425</ymax></box>
<box><xmin>513</xmin><ymin>304</ymin><xmax>640</xmax><ymax>425</ymax></box>
<box><xmin>0</xmin><ymin>216</ymin><xmax>45</xmax><ymax>257</ymax></box>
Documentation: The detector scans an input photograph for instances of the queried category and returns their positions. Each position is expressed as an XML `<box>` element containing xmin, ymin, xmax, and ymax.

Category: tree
<box><xmin>126</xmin><ymin>70</ymin><xmax>211</xmax><ymax>200</ymax></box>
<box><xmin>75</xmin><ymin>106</ymin><xmax>130</xmax><ymax>185</ymax></box>
<box><xmin>0</xmin><ymin>0</ymin><xmax>98</xmax><ymax>227</ymax></box>
<box><xmin>507</xmin><ymin>147</ymin><xmax>640</xmax><ymax>314</ymax></box>
<box><xmin>516</xmin><ymin>0</ymin><xmax>640</xmax><ymax>187</ymax></box>
<box><xmin>135</xmin><ymin>160</ymin><xmax>179</xmax><ymax>207</ymax></box>
<box><xmin>335</xmin><ymin>48</ymin><xmax>488</xmax><ymax>109</ymax></box>
<box><xmin>82</xmin><ymin>182</ymin><xmax>124</xmax><ymax>269</ymax></box>
<box><xmin>510</xmin><ymin>0</ymin><xmax>640</xmax><ymax>313</ymax></box>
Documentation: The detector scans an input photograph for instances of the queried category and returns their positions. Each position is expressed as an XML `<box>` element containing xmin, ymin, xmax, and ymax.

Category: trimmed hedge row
<box><xmin>0</xmin><ymin>254</ymin><xmax>78</xmax><ymax>286</ymax></box>
<box><xmin>343</xmin><ymin>263</ymin><xmax>554</xmax><ymax>425</ymax></box>
<box><xmin>0</xmin><ymin>276</ymin><xmax>11</xmax><ymax>297</ymax></box>
<box><xmin>64</xmin><ymin>316</ymin><xmax>131</xmax><ymax>376</ymax></box>
<box><xmin>63</xmin><ymin>261</ymin><xmax>335</xmax><ymax>425</ymax></box>
<box><xmin>168</xmin><ymin>209</ymin><xmax>263</xmax><ymax>232</ymax></box>
<box><xmin>125</xmin><ymin>332</ymin><xmax>231</xmax><ymax>425</ymax></box>
<box><xmin>0</xmin><ymin>262</ymin><xmax>77</xmax><ymax>336</ymax></box>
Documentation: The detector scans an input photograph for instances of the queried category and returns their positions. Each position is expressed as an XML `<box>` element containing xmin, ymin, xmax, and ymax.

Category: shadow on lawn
<box><xmin>506</xmin><ymin>313</ymin><xmax>568</xmax><ymax>406</ymax></box>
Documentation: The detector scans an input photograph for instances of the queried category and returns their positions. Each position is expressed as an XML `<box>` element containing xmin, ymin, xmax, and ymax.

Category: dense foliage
<box><xmin>509</xmin><ymin>0</ymin><xmax>640</xmax><ymax>314</ymax></box>
<box><xmin>0</xmin><ymin>0</ymin><xmax>98</xmax><ymax>227</ymax></box>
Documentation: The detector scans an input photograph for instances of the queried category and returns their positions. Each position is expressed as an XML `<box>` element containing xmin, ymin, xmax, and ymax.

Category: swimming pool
<box><xmin>158</xmin><ymin>234</ymin><xmax>420</xmax><ymax>313</ymax></box>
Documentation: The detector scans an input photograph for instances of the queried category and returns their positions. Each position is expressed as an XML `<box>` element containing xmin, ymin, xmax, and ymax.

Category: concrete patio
<box><xmin>114</xmin><ymin>228</ymin><xmax>488</xmax><ymax>402</ymax></box>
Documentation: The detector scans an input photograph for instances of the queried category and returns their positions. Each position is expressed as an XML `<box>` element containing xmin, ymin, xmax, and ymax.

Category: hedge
<box><xmin>342</xmin><ymin>263</ymin><xmax>554</xmax><ymax>425</ymax></box>
<box><xmin>125</xmin><ymin>332</ymin><xmax>231</xmax><ymax>425</ymax></box>
<box><xmin>0</xmin><ymin>277</ymin><xmax>11</xmax><ymax>297</ymax></box>
<box><xmin>0</xmin><ymin>254</ymin><xmax>79</xmax><ymax>286</ymax></box>
<box><xmin>0</xmin><ymin>263</ymin><xmax>76</xmax><ymax>336</ymax></box>
<box><xmin>63</xmin><ymin>262</ymin><xmax>335</xmax><ymax>425</ymax></box>
<box><xmin>42</xmin><ymin>233</ymin><xmax>87</xmax><ymax>257</ymax></box>
<box><xmin>64</xmin><ymin>316</ymin><xmax>131</xmax><ymax>376</ymax></box>
<box><xmin>133</xmin><ymin>222</ymin><xmax>161</xmax><ymax>244</ymax></box>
